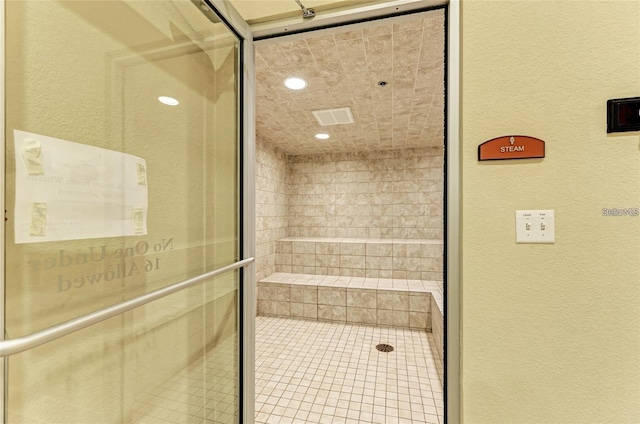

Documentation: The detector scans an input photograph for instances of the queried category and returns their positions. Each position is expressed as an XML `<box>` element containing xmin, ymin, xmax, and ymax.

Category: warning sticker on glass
<box><xmin>13</xmin><ymin>130</ymin><xmax>149</xmax><ymax>244</ymax></box>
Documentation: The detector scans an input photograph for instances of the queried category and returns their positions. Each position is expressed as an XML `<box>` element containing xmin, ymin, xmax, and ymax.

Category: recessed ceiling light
<box><xmin>284</xmin><ymin>77</ymin><xmax>307</xmax><ymax>90</ymax></box>
<box><xmin>158</xmin><ymin>96</ymin><xmax>179</xmax><ymax>106</ymax></box>
<box><xmin>315</xmin><ymin>133</ymin><xmax>330</xmax><ymax>140</ymax></box>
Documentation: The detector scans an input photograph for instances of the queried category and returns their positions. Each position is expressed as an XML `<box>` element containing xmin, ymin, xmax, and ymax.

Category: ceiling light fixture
<box><xmin>315</xmin><ymin>133</ymin><xmax>330</xmax><ymax>140</ymax></box>
<box><xmin>284</xmin><ymin>77</ymin><xmax>307</xmax><ymax>90</ymax></box>
<box><xmin>158</xmin><ymin>96</ymin><xmax>179</xmax><ymax>106</ymax></box>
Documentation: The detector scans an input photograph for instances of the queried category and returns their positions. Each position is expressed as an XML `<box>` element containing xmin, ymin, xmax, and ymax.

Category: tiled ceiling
<box><xmin>255</xmin><ymin>9</ymin><xmax>444</xmax><ymax>155</ymax></box>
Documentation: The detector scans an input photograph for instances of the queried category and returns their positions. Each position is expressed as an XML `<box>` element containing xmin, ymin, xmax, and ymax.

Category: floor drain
<box><xmin>376</xmin><ymin>343</ymin><xmax>394</xmax><ymax>353</ymax></box>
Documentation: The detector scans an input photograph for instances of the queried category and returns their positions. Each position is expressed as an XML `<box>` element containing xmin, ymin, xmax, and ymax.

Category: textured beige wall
<box><xmin>461</xmin><ymin>1</ymin><xmax>640</xmax><ymax>422</ymax></box>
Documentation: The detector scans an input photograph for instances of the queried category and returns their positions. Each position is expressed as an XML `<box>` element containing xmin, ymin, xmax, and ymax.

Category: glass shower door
<box><xmin>2</xmin><ymin>0</ymin><xmax>248</xmax><ymax>422</ymax></box>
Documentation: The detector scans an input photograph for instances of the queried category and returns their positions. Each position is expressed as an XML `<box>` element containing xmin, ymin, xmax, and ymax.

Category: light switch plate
<box><xmin>515</xmin><ymin>210</ymin><xmax>555</xmax><ymax>243</ymax></box>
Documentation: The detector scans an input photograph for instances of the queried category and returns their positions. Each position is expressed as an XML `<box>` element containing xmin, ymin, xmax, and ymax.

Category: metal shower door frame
<box><xmin>249</xmin><ymin>1</ymin><xmax>462</xmax><ymax>422</ymax></box>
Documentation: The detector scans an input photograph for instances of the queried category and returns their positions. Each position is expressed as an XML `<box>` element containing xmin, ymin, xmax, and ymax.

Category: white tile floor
<box><xmin>255</xmin><ymin>316</ymin><xmax>443</xmax><ymax>424</ymax></box>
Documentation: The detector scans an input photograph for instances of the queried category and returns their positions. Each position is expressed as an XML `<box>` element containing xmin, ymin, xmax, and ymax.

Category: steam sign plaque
<box><xmin>478</xmin><ymin>135</ymin><xmax>545</xmax><ymax>161</ymax></box>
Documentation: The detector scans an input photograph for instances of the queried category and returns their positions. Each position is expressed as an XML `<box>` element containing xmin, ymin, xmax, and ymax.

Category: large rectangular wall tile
<box><xmin>330</xmin><ymin>288</ymin><xmax>347</xmax><ymax>306</ymax></box>
<box><xmin>257</xmin><ymin>300</ymin><xmax>276</xmax><ymax>316</ymax></box>
<box><xmin>303</xmin><ymin>303</ymin><xmax>318</xmax><ymax>319</ymax></box>
<box><xmin>347</xmin><ymin>307</ymin><xmax>364</xmax><ymax>323</ymax></box>
<box><xmin>340</xmin><ymin>255</ymin><xmax>365</xmax><ymax>269</ymax></box>
<box><xmin>392</xmin><ymin>292</ymin><xmax>410</xmax><ymax>311</ymax></box>
<box><xmin>290</xmin><ymin>286</ymin><xmax>304</xmax><ymax>303</ymax></box>
<box><xmin>347</xmin><ymin>289</ymin><xmax>377</xmax><ymax>309</ymax></box>
<box><xmin>318</xmin><ymin>305</ymin><xmax>332</xmax><ymax>321</ymax></box>
<box><xmin>377</xmin><ymin>291</ymin><xmax>395</xmax><ymax>310</ymax></box>
<box><xmin>274</xmin><ymin>284</ymin><xmax>291</xmax><ymax>301</ymax></box>
<box><xmin>346</xmin><ymin>307</ymin><xmax>376</xmax><ymax>325</ymax></box>
<box><xmin>318</xmin><ymin>287</ymin><xmax>333</xmax><ymax>305</ymax></box>
<box><xmin>331</xmin><ymin>306</ymin><xmax>347</xmax><ymax>321</ymax></box>
<box><xmin>276</xmin><ymin>301</ymin><xmax>290</xmax><ymax>316</ymax></box>
<box><xmin>341</xmin><ymin>242</ymin><xmax>366</xmax><ymax>256</ymax></box>
<box><xmin>392</xmin><ymin>311</ymin><xmax>410</xmax><ymax>327</ymax></box>
<box><xmin>410</xmin><ymin>293</ymin><xmax>430</xmax><ymax>312</ymax></box>
<box><xmin>409</xmin><ymin>311</ymin><xmax>428</xmax><ymax>329</ymax></box>
<box><xmin>377</xmin><ymin>309</ymin><xmax>394</xmax><ymax>326</ymax></box>
<box><xmin>291</xmin><ymin>302</ymin><xmax>304</xmax><ymax>318</ymax></box>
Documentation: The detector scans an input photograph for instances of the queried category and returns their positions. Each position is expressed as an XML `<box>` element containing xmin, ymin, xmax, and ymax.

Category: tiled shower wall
<box><xmin>256</xmin><ymin>136</ymin><xmax>288</xmax><ymax>281</ymax></box>
<box><xmin>287</xmin><ymin>148</ymin><xmax>444</xmax><ymax>239</ymax></box>
<box><xmin>256</xmin><ymin>142</ymin><xmax>445</xmax><ymax>281</ymax></box>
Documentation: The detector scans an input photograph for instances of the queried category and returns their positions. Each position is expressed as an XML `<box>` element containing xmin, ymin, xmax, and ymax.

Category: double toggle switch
<box><xmin>516</xmin><ymin>210</ymin><xmax>555</xmax><ymax>243</ymax></box>
<box><xmin>525</xmin><ymin>222</ymin><xmax>547</xmax><ymax>231</ymax></box>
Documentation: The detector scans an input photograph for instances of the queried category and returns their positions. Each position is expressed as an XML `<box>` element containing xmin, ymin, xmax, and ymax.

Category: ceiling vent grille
<box><xmin>312</xmin><ymin>107</ymin><xmax>355</xmax><ymax>126</ymax></box>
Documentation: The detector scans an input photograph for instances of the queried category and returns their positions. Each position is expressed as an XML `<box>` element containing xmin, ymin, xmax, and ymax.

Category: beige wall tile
<box><xmin>409</xmin><ymin>311</ymin><xmax>427</xmax><ymax>329</ymax></box>
<box><xmin>392</xmin><ymin>292</ymin><xmax>410</xmax><ymax>311</ymax></box>
<box><xmin>304</xmin><ymin>303</ymin><xmax>318</xmax><ymax>319</ymax></box>
<box><xmin>303</xmin><ymin>287</ymin><xmax>318</xmax><ymax>304</ymax></box>
<box><xmin>276</xmin><ymin>284</ymin><xmax>290</xmax><ymax>301</ymax></box>
<box><xmin>377</xmin><ymin>309</ymin><xmax>394</xmax><ymax>326</ymax></box>
<box><xmin>257</xmin><ymin>300</ymin><xmax>276</xmax><ymax>316</ymax></box>
<box><xmin>393</xmin><ymin>311</ymin><xmax>409</xmax><ymax>327</ymax></box>
<box><xmin>347</xmin><ymin>307</ymin><xmax>364</xmax><ymax>323</ymax></box>
<box><xmin>318</xmin><ymin>287</ymin><xmax>332</xmax><ymax>305</ymax></box>
<box><xmin>318</xmin><ymin>305</ymin><xmax>332</xmax><ymax>321</ymax></box>
<box><xmin>330</xmin><ymin>289</ymin><xmax>347</xmax><ymax>306</ymax></box>
<box><xmin>340</xmin><ymin>255</ymin><xmax>365</xmax><ymax>269</ymax></box>
<box><xmin>410</xmin><ymin>294</ymin><xmax>430</xmax><ymax>312</ymax></box>
<box><xmin>347</xmin><ymin>289</ymin><xmax>377</xmax><ymax>309</ymax></box>
<box><xmin>291</xmin><ymin>302</ymin><xmax>304</xmax><ymax>318</ymax></box>
<box><xmin>340</xmin><ymin>243</ymin><xmax>366</xmax><ymax>256</ymax></box>
<box><xmin>331</xmin><ymin>306</ymin><xmax>347</xmax><ymax>321</ymax></box>
<box><xmin>291</xmin><ymin>286</ymin><xmax>304</xmax><ymax>303</ymax></box>
<box><xmin>377</xmin><ymin>291</ymin><xmax>394</xmax><ymax>310</ymax></box>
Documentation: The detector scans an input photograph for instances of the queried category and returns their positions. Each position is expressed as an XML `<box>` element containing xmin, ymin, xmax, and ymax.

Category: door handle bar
<box><xmin>0</xmin><ymin>257</ymin><xmax>254</xmax><ymax>358</ymax></box>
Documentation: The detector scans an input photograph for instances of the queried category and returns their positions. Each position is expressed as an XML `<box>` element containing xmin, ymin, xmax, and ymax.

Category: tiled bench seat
<box><xmin>257</xmin><ymin>272</ymin><xmax>444</xmax><ymax>363</ymax></box>
<box><xmin>275</xmin><ymin>237</ymin><xmax>444</xmax><ymax>283</ymax></box>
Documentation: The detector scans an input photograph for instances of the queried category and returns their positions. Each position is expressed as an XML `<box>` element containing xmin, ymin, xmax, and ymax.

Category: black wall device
<box><xmin>607</xmin><ymin>97</ymin><xmax>640</xmax><ymax>133</ymax></box>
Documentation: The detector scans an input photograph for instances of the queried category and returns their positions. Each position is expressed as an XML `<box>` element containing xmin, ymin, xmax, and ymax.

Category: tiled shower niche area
<box><xmin>256</xmin><ymin>137</ymin><xmax>444</xmax><ymax>365</ymax></box>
